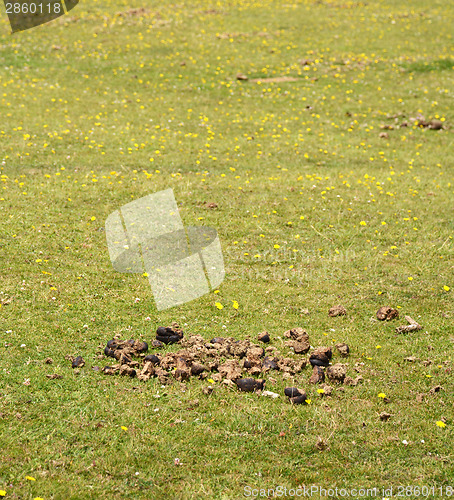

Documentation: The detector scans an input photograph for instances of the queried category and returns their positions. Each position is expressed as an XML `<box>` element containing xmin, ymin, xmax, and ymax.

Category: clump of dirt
<box><xmin>326</xmin><ymin>363</ymin><xmax>347</xmax><ymax>383</ymax></box>
<box><xmin>412</xmin><ymin>116</ymin><xmax>444</xmax><ymax>130</ymax></box>
<box><xmin>319</xmin><ymin>384</ymin><xmax>333</xmax><ymax>396</ymax></box>
<box><xmin>376</xmin><ymin>306</ymin><xmax>399</xmax><ymax>321</ymax></box>
<box><xmin>289</xmin><ymin>394</ymin><xmax>308</xmax><ymax>405</ymax></box>
<box><xmin>144</xmin><ymin>354</ymin><xmax>160</xmax><ymax>364</ymax></box>
<box><xmin>309</xmin><ymin>365</ymin><xmax>325</xmax><ymax>384</ymax></box>
<box><xmin>104</xmin><ymin>339</ymin><xmax>148</xmax><ymax>359</ymax></box>
<box><xmin>156</xmin><ymin>322</ymin><xmax>184</xmax><ymax>344</ymax></box>
<box><xmin>103</xmin><ymin>366</ymin><xmax>117</xmax><ymax>376</ymax></box>
<box><xmin>218</xmin><ymin>359</ymin><xmax>242</xmax><ymax>380</ymax></box>
<box><xmin>284</xmin><ymin>387</ymin><xmax>308</xmax><ymax>404</ymax></box>
<box><xmin>120</xmin><ymin>365</ymin><xmax>137</xmax><ymax>378</ymax></box>
<box><xmin>72</xmin><ymin>356</ymin><xmax>85</xmax><ymax>368</ymax></box>
<box><xmin>258</xmin><ymin>331</ymin><xmax>270</xmax><ymax>343</ymax></box>
<box><xmin>335</xmin><ymin>343</ymin><xmax>350</xmax><ymax>356</ymax></box>
<box><xmin>277</xmin><ymin>357</ymin><xmax>307</xmax><ymax>375</ymax></box>
<box><xmin>309</xmin><ymin>347</ymin><xmax>332</xmax><ymax>367</ymax></box>
<box><xmin>328</xmin><ymin>305</ymin><xmax>347</xmax><ymax>317</ymax></box>
<box><xmin>262</xmin><ymin>356</ymin><xmax>279</xmax><ymax>371</ymax></box>
<box><xmin>284</xmin><ymin>327</ymin><xmax>310</xmax><ymax>354</ymax></box>
<box><xmin>343</xmin><ymin>375</ymin><xmax>363</xmax><ymax>386</ymax></box>
<box><xmin>428</xmin><ymin>120</ymin><xmax>443</xmax><ymax>130</ymax></box>
<box><xmin>284</xmin><ymin>387</ymin><xmax>303</xmax><ymax>397</ymax></box>
<box><xmin>235</xmin><ymin>378</ymin><xmax>265</xmax><ymax>392</ymax></box>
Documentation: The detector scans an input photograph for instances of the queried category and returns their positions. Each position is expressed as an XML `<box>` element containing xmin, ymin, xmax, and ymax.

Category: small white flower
<box><xmin>402</xmin><ymin>440</ymin><xmax>408</xmax><ymax>445</ymax></box>
<box><xmin>20</xmin><ymin>344</ymin><xmax>26</xmax><ymax>347</ymax></box>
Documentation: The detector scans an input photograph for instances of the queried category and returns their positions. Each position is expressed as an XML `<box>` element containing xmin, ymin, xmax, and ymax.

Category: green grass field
<box><xmin>0</xmin><ymin>0</ymin><xmax>453</xmax><ymax>498</ymax></box>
